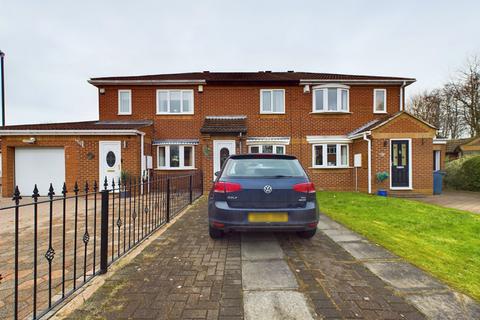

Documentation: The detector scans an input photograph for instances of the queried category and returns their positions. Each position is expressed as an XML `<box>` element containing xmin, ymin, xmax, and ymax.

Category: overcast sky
<box><xmin>1</xmin><ymin>0</ymin><xmax>479</xmax><ymax>125</ymax></box>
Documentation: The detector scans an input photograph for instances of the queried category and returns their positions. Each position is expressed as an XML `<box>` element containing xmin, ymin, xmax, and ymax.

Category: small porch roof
<box><xmin>200</xmin><ymin>115</ymin><xmax>247</xmax><ymax>134</ymax></box>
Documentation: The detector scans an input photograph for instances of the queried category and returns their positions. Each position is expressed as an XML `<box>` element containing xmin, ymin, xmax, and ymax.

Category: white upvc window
<box><xmin>156</xmin><ymin>90</ymin><xmax>194</xmax><ymax>114</ymax></box>
<box><xmin>157</xmin><ymin>145</ymin><xmax>195</xmax><ymax>169</ymax></box>
<box><xmin>260</xmin><ymin>89</ymin><xmax>285</xmax><ymax>114</ymax></box>
<box><xmin>118</xmin><ymin>90</ymin><xmax>132</xmax><ymax>115</ymax></box>
<box><xmin>312</xmin><ymin>144</ymin><xmax>349</xmax><ymax>168</ymax></box>
<box><xmin>312</xmin><ymin>84</ymin><xmax>349</xmax><ymax>113</ymax></box>
<box><xmin>248</xmin><ymin>145</ymin><xmax>286</xmax><ymax>154</ymax></box>
<box><xmin>374</xmin><ymin>89</ymin><xmax>387</xmax><ymax>113</ymax></box>
<box><xmin>433</xmin><ymin>150</ymin><xmax>441</xmax><ymax>171</ymax></box>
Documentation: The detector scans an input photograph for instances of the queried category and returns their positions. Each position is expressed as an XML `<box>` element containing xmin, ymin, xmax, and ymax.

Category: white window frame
<box><xmin>157</xmin><ymin>145</ymin><xmax>195</xmax><ymax>170</ymax></box>
<box><xmin>312</xmin><ymin>84</ymin><xmax>350</xmax><ymax>113</ymax></box>
<box><xmin>311</xmin><ymin>143</ymin><xmax>349</xmax><ymax>168</ymax></box>
<box><xmin>156</xmin><ymin>90</ymin><xmax>194</xmax><ymax>115</ymax></box>
<box><xmin>434</xmin><ymin>150</ymin><xmax>441</xmax><ymax>171</ymax></box>
<box><xmin>248</xmin><ymin>144</ymin><xmax>286</xmax><ymax>154</ymax></box>
<box><xmin>373</xmin><ymin>89</ymin><xmax>387</xmax><ymax>114</ymax></box>
<box><xmin>260</xmin><ymin>89</ymin><xmax>286</xmax><ymax>114</ymax></box>
<box><xmin>118</xmin><ymin>89</ymin><xmax>132</xmax><ymax>115</ymax></box>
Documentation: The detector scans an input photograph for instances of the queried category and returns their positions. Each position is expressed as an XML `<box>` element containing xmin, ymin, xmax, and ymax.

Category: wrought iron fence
<box><xmin>0</xmin><ymin>172</ymin><xmax>203</xmax><ymax>320</ymax></box>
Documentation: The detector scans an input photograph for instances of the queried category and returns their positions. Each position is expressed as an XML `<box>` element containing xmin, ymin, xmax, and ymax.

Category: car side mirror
<box><xmin>214</xmin><ymin>171</ymin><xmax>221</xmax><ymax>177</ymax></box>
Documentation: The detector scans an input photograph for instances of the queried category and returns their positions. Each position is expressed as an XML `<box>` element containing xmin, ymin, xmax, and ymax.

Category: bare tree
<box><xmin>450</xmin><ymin>56</ymin><xmax>480</xmax><ymax>137</ymax></box>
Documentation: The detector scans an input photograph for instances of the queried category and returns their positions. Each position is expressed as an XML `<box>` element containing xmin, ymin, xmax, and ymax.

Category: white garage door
<box><xmin>15</xmin><ymin>148</ymin><xmax>65</xmax><ymax>196</ymax></box>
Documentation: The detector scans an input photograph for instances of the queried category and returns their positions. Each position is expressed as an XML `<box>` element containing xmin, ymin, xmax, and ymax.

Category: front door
<box><xmin>391</xmin><ymin>140</ymin><xmax>410</xmax><ymax>188</ymax></box>
<box><xmin>213</xmin><ymin>140</ymin><xmax>236</xmax><ymax>180</ymax></box>
<box><xmin>99</xmin><ymin>141</ymin><xmax>122</xmax><ymax>189</ymax></box>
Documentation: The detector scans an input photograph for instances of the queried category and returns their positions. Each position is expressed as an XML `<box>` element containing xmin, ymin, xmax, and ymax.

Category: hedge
<box><xmin>444</xmin><ymin>155</ymin><xmax>480</xmax><ymax>191</ymax></box>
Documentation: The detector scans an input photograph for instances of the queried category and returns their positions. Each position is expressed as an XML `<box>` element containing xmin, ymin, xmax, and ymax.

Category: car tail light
<box><xmin>293</xmin><ymin>182</ymin><xmax>316</xmax><ymax>193</ymax></box>
<box><xmin>214</xmin><ymin>181</ymin><xmax>242</xmax><ymax>193</ymax></box>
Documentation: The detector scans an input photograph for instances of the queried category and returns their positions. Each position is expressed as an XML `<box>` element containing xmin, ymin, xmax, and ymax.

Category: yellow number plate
<box><xmin>248</xmin><ymin>213</ymin><xmax>288</xmax><ymax>223</ymax></box>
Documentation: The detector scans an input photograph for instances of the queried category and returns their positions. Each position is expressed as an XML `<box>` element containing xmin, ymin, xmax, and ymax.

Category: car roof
<box><xmin>229</xmin><ymin>154</ymin><xmax>297</xmax><ymax>160</ymax></box>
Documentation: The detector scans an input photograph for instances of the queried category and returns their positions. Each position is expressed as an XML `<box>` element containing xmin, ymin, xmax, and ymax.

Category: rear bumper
<box><xmin>208</xmin><ymin>200</ymin><xmax>319</xmax><ymax>232</ymax></box>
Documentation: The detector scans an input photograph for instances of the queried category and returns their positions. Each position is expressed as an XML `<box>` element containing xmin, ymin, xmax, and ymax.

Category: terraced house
<box><xmin>0</xmin><ymin>71</ymin><xmax>446</xmax><ymax>196</ymax></box>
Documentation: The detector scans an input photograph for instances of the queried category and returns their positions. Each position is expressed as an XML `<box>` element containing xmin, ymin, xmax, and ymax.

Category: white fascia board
<box><xmin>348</xmin><ymin>131</ymin><xmax>372</xmax><ymax>140</ymax></box>
<box><xmin>88</xmin><ymin>79</ymin><xmax>206</xmax><ymax>86</ymax></box>
<box><xmin>246</xmin><ymin>137</ymin><xmax>291</xmax><ymax>145</ymax></box>
<box><xmin>433</xmin><ymin>138</ymin><xmax>448</xmax><ymax>144</ymax></box>
<box><xmin>0</xmin><ymin>130</ymin><xmax>143</xmax><ymax>136</ymax></box>
<box><xmin>306</xmin><ymin>135</ymin><xmax>352</xmax><ymax>144</ymax></box>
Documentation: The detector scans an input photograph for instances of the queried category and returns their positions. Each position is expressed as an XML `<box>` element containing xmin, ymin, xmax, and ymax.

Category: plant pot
<box><xmin>377</xmin><ymin>190</ymin><xmax>388</xmax><ymax>197</ymax></box>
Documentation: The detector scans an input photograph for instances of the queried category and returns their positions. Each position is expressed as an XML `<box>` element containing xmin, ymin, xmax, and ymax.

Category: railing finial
<box><xmin>13</xmin><ymin>186</ymin><xmax>22</xmax><ymax>203</ymax></box>
<box><xmin>48</xmin><ymin>183</ymin><xmax>55</xmax><ymax>199</ymax></box>
<box><xmin>32</xmin><ymin>184</ymin><xmax>39</xmax><ymax>199</ymax></box>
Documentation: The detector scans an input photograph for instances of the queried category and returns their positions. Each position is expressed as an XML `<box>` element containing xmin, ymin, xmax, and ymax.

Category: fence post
<box><xmin>166</xmin><ymin>177</ymin><xmax>170</xmax><ymax>223</ymax></box>
<box><xmin>99</xmin><ymin>183</ymin><xmax>110</xmax><ymax>275</ymax></box>
<box><xmin>189</xmin><ymin>175</ymin><xmax>193</xmax><ymax>204</ymax></box>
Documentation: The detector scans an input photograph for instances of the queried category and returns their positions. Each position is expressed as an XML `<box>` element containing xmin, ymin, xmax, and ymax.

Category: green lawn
<box><xmin>317</xmin><ymin>191</ymin><xmax>480</xmax><ymax>301</ymax></box>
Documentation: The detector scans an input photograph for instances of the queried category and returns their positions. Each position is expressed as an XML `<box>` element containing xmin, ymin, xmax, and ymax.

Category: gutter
<box><xmin>0</xmin><ymin>129</ymin><xmax>143</xmax><ymax>136</ymax></box>
<box><xmin>88</xmin><ymin>79</ymin><xmax>206</xmax><ymax>86</ymax></box>
<box><xmin>363</xmin><ymin>132</ymin><xmax>372</xmax><ymax>194</ymax></box>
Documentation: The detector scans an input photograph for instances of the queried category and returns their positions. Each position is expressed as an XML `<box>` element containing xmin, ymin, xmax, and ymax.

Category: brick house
<box><xmin>0</xmin><ymin>71</ymin><xmax>446</xmax><ymax>196</ymax></box>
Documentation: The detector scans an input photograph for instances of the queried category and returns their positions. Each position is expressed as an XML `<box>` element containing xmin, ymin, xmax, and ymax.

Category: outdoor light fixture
<box><xmin>198</xmin><ymin>85</ymin><xmax>204</xmax><ymax>92</ymax></box>
<box><xmin>22</xmin><ymin>137</ymin><xmax>36</xmax><ymax>144</ymax></box>
<box><xmin>99</xmin><ymin>88</ymin><xmax>106</xmax><ymax>94</ymax></box>
<box><xmin>303</xmin><ymin>84</ymin><xmax>310</xmax><ymax>93</ymax></box>
<box><xmin>383</xmin><ymin>140</ymin><xmax>388</xmax><ymax>147</ymax></box>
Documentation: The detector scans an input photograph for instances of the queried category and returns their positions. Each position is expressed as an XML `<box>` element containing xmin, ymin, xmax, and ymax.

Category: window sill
<box><xmin>310</xmin><ymin>111</ymin><xmax>351</xmax><ymax>115</ymax></box>
<box><xmin>259</xmin><ymin>112</ymin><xmax>286</xmax><ymax>115</ymax></box>
<box><xmin>118</xmin><ymin>113</ymin><xmax>132</xmax><ymax>116</ymax></box>
<box><xmin>156</xmin><ymin>113</ymin><xmax>194</xmax><ymax>116</ymax></box>
<box><xmin>373</xmin><ymin>111</ymin><xmax>388</xmax><ymax>114</ymax></box>
<box><xmin>155</xmin><ymin>167</ymin><xmax>197</xmax><ymax>171</ymax></box>
<box><xmin>309</xmin><ymin>166</ymin><xmax>352</xmax><ymax>170</ymax></box>
<box><xmin>390</xmin><ymin>186</ymin><xmax>413</xmax><ymax>190</ymax></box>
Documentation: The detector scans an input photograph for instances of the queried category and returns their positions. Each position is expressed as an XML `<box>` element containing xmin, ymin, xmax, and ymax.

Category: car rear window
<box><xmin>222</xmin><ymin>158</ymin><xmax>307</xmax><ymax>178</ymax></box>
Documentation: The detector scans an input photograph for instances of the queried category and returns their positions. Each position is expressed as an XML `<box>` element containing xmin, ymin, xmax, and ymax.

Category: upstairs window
<box><xmin>260</xmin><ymin>89</ymin><xmax>285</xmax><ymax>114</ymax></box>
<box><xmin>313</xmin><ymin>85</ymin><xmax>349</xmax><ymax>113</ymax></box>
<box><xmin>118</xmin><ymin>90</ymin><xmax>132</xmax><ymax>115</ymax></box>
<box><xmin>157</xmin><ymin>90</ymin><xmax>194</xmax><ymax>114</ymax></box>
<box><xmin>157</xmin><ymin>145</ymin><xmax>195</xmax><ymax>169</ymax></box>
<box><xmin>312</xmin><ymin>144</ymin><xmax>349</xmax><ymax>168</ymax></box>
<box><xmin>249</xmin><ymin>145</ymin><xmax>285</xmax><ymax>154</ymax></box>
<box><xmin>374</xmin><ymin>89</ymin><xmax>387</xmax><ymax>113</ymax></box>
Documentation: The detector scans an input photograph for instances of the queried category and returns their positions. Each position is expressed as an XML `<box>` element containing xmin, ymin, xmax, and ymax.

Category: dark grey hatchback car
<box><xmin>208</xmin><ymin>154</ymin><xmax>319</xmax><ymax>239</ymax></box>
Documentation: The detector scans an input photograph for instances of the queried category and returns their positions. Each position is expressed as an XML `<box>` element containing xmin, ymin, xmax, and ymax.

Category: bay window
<box><xmin>312</xmin><ymin>144</ymin><xmax>349</xmax><ymax>168</ymax></box>
<box><xmin>157</xmin><ymin>145</ymin><xmax>195</xmax><ymax>169</ymax></box>
<box><xmin>313</xmin><ymin>85</ymin><xmax>349</xmax><ymax>113</ymax></box>
<box><xmin>157</xmin><ymin>90</ymin><xmax>194</xmax><ymax>114</ymax></box>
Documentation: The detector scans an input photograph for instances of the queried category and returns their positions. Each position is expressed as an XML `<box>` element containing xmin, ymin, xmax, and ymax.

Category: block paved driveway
<box><xmin>68</xmin><ymin>197</ymin><xmax>425</xmax><ymax>320</ymax></box>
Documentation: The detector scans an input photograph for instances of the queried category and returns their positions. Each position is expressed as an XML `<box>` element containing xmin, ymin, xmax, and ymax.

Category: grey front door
<box><xmin>391</xmin><ymin>140</ymin><xmax>410</xmax><ymax>188</ymax></box>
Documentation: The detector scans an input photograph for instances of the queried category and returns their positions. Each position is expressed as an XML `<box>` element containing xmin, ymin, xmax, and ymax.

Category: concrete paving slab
<box><xmin>365</xmin><ymin>261</ymin><xmax>446</xmax><ymax>292</ymax></box>
<box><xmin>244</xmin><ymin>291</ymin><xmax>315</xmax><ymax>320</ymax></box>
<box><xmin>241</xmin><ymin>238</ymin><xmax>284</xmax><ymax>261</ymax></box>
<box><xmin>240</xmin><ymin>232</ymin><xmax>278</xmax><ymax>242</ymax></box>
<box><xmin>338</xmin><ymin>241</ymin><xmax>396</xmax><ymax>260</ymax></box>
<box><xmin>317</xmin><ymin>215</ymin><xmax>344</xmax><ymax>230</ymax></box>
<box><xmin>242</xmin><ymin>260</ymin><xmax>298</xmax><ymax>290</ymax></box>
<box><xmin>406</xmin><ymin>291</ymin><xmax>480</xmax><ymax>320</ymax></box>
<box><xmin>322</xmin><ymin>228</ymin><xmax>363</xmax><ymax>242</ymax></box>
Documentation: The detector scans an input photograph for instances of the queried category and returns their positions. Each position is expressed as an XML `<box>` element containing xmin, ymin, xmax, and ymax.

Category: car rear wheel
<box><xmin>297</xmin><ymin>229</ymin><xmax>316</xmax><ymax>239</ymax></box>
<box><xmin>209</xmin><ymin>225</ymin><xmax>224</xmax><ymax>239</ymax></box>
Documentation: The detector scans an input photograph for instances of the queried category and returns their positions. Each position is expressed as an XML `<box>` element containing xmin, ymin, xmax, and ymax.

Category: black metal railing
<box><xmin>0</xmin><ymin>172</ymin><xmax>203</xmax><ymax>320</ymax></box>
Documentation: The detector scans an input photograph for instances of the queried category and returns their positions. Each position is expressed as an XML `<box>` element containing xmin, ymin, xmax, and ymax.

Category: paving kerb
<box><xmin>48</xmin><ymin>200</ymin><xmax>195</xmax><ymax>320</ymax></box>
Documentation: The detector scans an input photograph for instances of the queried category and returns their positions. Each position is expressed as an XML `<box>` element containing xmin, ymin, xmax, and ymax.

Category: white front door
<box><xmin>213</xmin><ymin>140</ymin><xmax>236</xmax><ymax>179</ymax></box>
<box><xmin>99</xmin><ymin>141</ymin><xmax>122</xmax><ymax>188</ymax></box>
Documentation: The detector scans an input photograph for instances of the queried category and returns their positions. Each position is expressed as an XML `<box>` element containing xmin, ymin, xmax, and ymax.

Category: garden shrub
<box><xmin>444</xmin><ymin>155</ymin><xmax>480</xmax><ymax>191</ymax></box>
